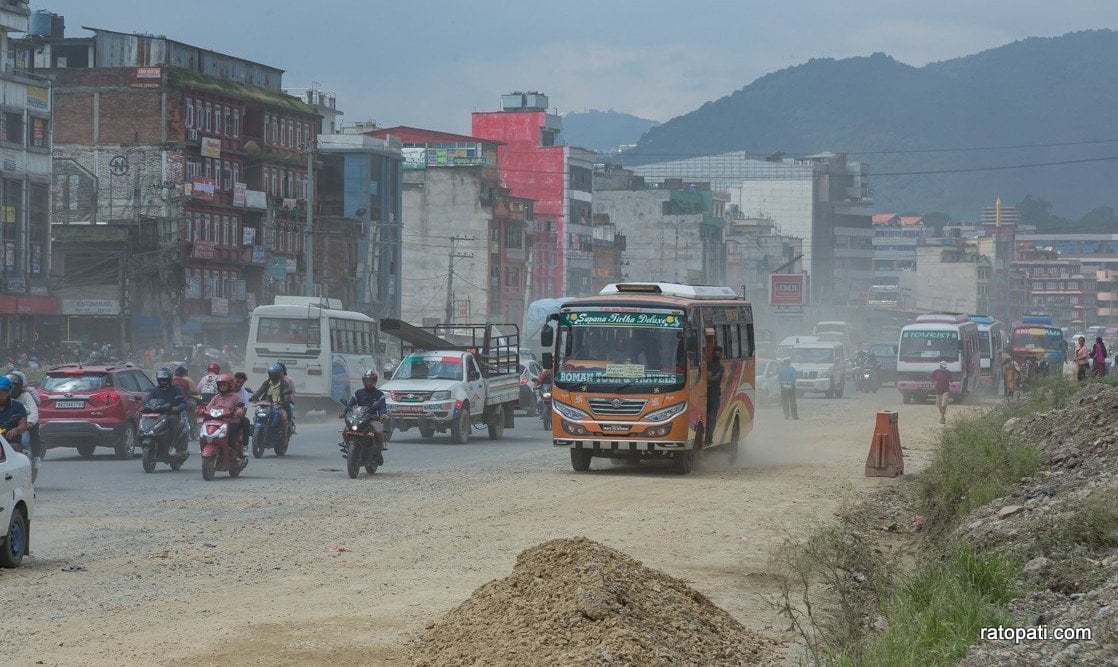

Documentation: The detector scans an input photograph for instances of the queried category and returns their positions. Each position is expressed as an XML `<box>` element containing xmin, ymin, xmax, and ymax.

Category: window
<box><xmin>2</xmin><ymin>111</ymin><xmax>24</xmax><ymax>144</ymax></box>
<box><xmin>505</xmin><ymin>226</ymin><xmax>522</xmax><ymax>248</ymax></box>
<box><xmin>223</xmin><ymin>216</ymin><xmax>231</xmax><ymax>247</ymax></box>
<box><xmin>203</xmin><ymin>102</ymin><xmax>211</xmax><ymax>131</ymax></box>
<box><xmin>223</xmin><ymin>160</ymin><xmax>232</xmax><ymax>191</ymax></box>
<box><xmin>185</xmin><ymin>97</ymin><xmax>194</xmax><ymax>128</ymax></box>
<box><xmin>232</xmin><ymin>109</ymin><xmax>240</xmax><ymax>138</ymax></box>
<box><xmin>214</xmin><ymin>104</ymin><xmax>222</xmax><ymax>135</ymax></box>
<box><xmin>232</xmin><ymin>162</ymin><xmax>241</xmax><ymax>188</ymax></box>
<box><xmin>224</xmin><ymin>107</ymin><xmax>232</xmax><ymax>137</ymax></box>
<box><xmin>296</xmin><ymin>123</ymin><xmax>303</xmax><ymax>150</ymax></box>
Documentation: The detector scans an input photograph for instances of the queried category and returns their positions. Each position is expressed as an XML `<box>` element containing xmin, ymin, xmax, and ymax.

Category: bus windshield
<box><xmin>1012</xmin><ymin>327</ymin><xmax>1064</xmax><ymax>351</ymax></box>
<box><xmin>899</xmin><ymin>329</ymin><xmax>960</xmax><ymax>362</ymax></box>
<box><xmin>256</xmin><ymin>317</ymin><xmax>320</xmax><ymax>345</ymax></box>
<box><xmin>556</xmin><ymin>310</ymin><xmax>686</xmax><ymax>391</ymax></box>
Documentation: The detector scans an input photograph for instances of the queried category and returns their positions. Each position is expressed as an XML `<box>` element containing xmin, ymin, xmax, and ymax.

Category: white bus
<box><xmin>245</xmin><ymin>296</ymin><xmax>381</xmax><ymax>411</ymax></box>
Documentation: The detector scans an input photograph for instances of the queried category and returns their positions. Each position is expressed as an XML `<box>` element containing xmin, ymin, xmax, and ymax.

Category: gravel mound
<box><xmin>956</xmin><ymin>384</ymin><xmax>1118</xmax><ymax>666</ymax></box>
<box><xmin>412</xmin><ymin>537</ymin><xmax>784</xmax><ymax>666</ymax></box>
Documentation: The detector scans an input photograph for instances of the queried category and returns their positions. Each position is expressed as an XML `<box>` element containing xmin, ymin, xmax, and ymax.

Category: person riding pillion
<box><xmin>343</xmin><ymin>369</ymin><xmax>388</xmax><ymax>450</ymax></box>
<box><xmin>250</xmin><ymin>364</ymin><xmax>292</xmax><ymax>438</ymax></box>
<box><xmin>0</xmin><ymin>376</ymin><xmax>30</xmax><ymax>451</ymax></box>
<box><xmin>147</xmin><ymin>367</ymin><xmax>188</xmax><ymax>453</ymax></box>
<box><xmin>5</xmin><ymin>371</ymin><xmax>38</xmax><ymax>453</ymax></box>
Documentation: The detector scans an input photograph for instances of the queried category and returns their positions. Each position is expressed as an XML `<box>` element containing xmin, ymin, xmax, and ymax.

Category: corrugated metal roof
<box><xmin>367</xmin><ymin>125</ymin><xmax>502</xmax><ymax>146</ymax></box>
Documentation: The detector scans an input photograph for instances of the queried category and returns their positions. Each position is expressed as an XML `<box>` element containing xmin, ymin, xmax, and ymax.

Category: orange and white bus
<box><xmin>540</xmin><ymin>282</ymin><xmax>755</xmax><ymax>475</ymax></box>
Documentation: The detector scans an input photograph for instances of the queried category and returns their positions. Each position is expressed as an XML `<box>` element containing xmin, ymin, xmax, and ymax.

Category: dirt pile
<box><xmin>955</xmin><ymin>383</ymin><xmax>1118</xmax><ymax>666</ymax></box>
<box><xmin>412</xmin><ymin>537</ymin><xmax>784</xmax><ymax>666</ymax></box>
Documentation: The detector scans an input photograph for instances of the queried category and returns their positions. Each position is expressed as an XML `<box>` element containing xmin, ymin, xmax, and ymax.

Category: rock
<box><xmin>1003</xmin><ymin>417</ymin><xmax>1020</xmax><ymax>433</ymax></box>
<box><xmin>997</xmin><ymin>505</ymin><xmax>1024</xmax><ymax>519</ymax></box>
<box><xmin>1022</xmin><ymin>557</ymin><xmax>1051</xmax><ymax>578</ymax></box>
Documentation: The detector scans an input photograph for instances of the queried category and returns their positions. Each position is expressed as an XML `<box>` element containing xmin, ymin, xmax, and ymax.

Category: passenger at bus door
<box><xmin>705</xmin><ymin>346</ymin><xmax>724</xmax><ymax>445</ymax></box>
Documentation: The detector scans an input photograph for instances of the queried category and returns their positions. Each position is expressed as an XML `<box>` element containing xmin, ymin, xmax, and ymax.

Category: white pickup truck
<box><xmin>379</xmin><ymin>320</ymin><xmax>520</xmax><ymax>443</ymax></box>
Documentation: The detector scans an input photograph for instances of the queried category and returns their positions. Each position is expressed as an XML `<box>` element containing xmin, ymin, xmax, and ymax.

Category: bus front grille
<box><xmin>588</xmin><ymin>398</ymin><xmax>647</xmax><ymax>416</ymax></box>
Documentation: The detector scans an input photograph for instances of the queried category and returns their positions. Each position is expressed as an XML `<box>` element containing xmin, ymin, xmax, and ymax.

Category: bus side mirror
<box><xmin>542</xmin><ymin>352</ymin><xmax>553</xmax><ymax>369</ymax></box>
<box><xmin>540</xmin><ymin>324</ymin><xmax>554</xmax><ymax>348</ymax></box>
<box><xmin>686</xmin><ymin>330</ymin><xmax>700</xmax><ymax>365</ymax></box>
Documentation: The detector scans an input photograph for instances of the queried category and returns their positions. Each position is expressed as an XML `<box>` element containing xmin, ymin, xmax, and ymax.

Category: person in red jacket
<box><xmin>206</xmin><ymin>374</ymin><xmax>247</xmax><ymax>457</ymax></box>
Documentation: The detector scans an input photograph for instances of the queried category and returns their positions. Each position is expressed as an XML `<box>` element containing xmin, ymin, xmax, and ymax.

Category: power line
<box><xmin>869</xmin><ymin>155</ymin><xmax>1118</xmax><ymax>177</ymax></box>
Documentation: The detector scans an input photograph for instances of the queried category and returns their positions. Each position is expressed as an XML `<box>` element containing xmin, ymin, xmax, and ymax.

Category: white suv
<box><xmin>0</xmin><ymin>434</ymin><xmax>33</xmax><ymax>567</ymax></box>
<box><xmin>791</xmin><ymin>342</ymin><xmax>847</xmax><ymax>398</ymax></box>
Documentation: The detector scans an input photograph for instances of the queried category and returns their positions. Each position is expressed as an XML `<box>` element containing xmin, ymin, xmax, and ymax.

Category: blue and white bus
<box><xmin>245</xmin><ymin>297</ymin><xmax>381</xmax><ymax>411</ymax></box>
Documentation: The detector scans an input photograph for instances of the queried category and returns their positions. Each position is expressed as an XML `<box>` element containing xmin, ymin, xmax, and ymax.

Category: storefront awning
<box><xmin>0</xmin><ymin>295</ymin><xmax>59</xmax><ymax>315</ymax></box>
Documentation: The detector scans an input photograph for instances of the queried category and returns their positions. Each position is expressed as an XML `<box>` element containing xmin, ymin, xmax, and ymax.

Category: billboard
<box><xmin>770</xmin><ymin>273</ymin><xmax>808</xmax><ymax>307</ymax></box>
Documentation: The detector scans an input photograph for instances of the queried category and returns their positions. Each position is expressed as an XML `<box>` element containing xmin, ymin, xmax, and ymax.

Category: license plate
<box><xmin>393</xmin><ymin>405</ymin><xmax>424</xmax><ymax>413</ymax></box>
<box><xmin>601</xmin><ymin>425</ymin><xmax>630</xmax><ymax>433</ymax></box>
<box><xmin>55</xmin><ymin>400</ymin><xmax>84</xmax><ymax>409</ymax></box>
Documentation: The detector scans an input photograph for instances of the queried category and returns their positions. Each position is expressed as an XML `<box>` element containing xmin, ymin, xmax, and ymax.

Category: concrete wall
<box><xmin>399</xmin><ymin>167</ymin><xmax>490</xmax><ymax>325</ymax></box>
<box><xmin>899</xmin><ymin>245</ymin><xmax>981</xmax><ymax>313</ymax></box>
<box><xmin>593</xmin><ymin>189</ymin><xmax>705</xmax><ymax>284</ymax></box>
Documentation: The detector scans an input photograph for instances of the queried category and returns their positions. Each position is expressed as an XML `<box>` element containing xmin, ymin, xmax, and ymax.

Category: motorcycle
<box><xmin>855</xmin><ymin>365</ymin><xmax>878</xmax><ymax>393</ymax></box>
<box><xmin>138</xmin><ymin>398</ymin><xmax>190</xmax><ymax>473</ymax></box>
<box><xmin>337</xmin><ymin>403</ymin><xmax>386</xmax><ymax>479</ymax></box>
<box><xmin>536</xmin><ymin>379</ymin><xmax>553</xmax><ymax>430</ymax></box>
<box><xmin>197</xmin><ymin>404</ymin><xmax>247</xmax><ymax>481</ymax></box>
<box><xmin>250</xmin><ymin>401</ymin><xmax>291</xmax><ymax>458</ymax></box>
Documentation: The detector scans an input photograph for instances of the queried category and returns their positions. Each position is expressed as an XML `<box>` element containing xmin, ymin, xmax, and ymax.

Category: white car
<box><xmin>0</xmin><ymin>433</ymin><xmax>33</xmax><ymax>567</ymax></box>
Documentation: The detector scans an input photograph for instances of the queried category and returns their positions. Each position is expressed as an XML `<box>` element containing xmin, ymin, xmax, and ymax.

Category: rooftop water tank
<box><xmin>30</xmin><ymin>10</ymin><xmax>52</xmax><ymax>37</ymax></box>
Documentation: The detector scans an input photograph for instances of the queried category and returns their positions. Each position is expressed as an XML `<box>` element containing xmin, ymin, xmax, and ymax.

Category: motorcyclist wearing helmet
<box><xmin>147</xmin><ymin>367</ymin><xmax>188</xmax><ymax>453</ymax></box>
<box><xmin>206</xmin><ymin>373</ymin><xmax>247</xmax><ymax>457</ymax></box>
<box><xmin>343</xmin><ymin>370</ymin><xmax>388</xmax><ymax>450</ymax></box>
<box><xmin>6</xmin><ymin>370</ymin><xmax>38</xmax><ymax>442</ymax></box>
<box><xmin>250</xmin><ymin>364</ymin><xmax>292</xmax><ymax>439</ymax></box>
<box><xmin>0</xmin><ymin>376</ymin><xmax>29</xmax><ymax>451</ymax></box>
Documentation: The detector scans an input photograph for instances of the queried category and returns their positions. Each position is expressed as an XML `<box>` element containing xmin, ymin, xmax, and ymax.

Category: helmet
<box><xmin>0</xmin><ymin>376</ymin><xmax>11</xmax><ymax>392</ymax></box>
<box><xmin>7</xmin><ymin>370</ymin><xmax>25</xmax><ymax>386</ymax></box>
<box><xmin>267</xmin><ymin>363</ymin><xmax>283</xmax><ymax>380</ymax></box>
<box><xmin>277</xmin><ymin>362</ymin><xmax>288</xmax><ymax>375</ymax></box>
<box><xmin>216</xmin><ymin>373</ymin><xmax>235</xmax><ymax>392</ymax></box>
<box><xmin>156</xmin><ymin>367</ymin><xmax>173</xmax><ymax>385</ymax></box>
<box><xmin>207</xmin><ymin>362</ymin><xmax>220</xmax><ymax>374</ymax></box>
<box><xmin>939</xmin><ymin>361</ymin><xmax>948</xmax><ymax>369</ymax></box>
<box><xmin>362</xmin><ymin>369</ymin><xmax>378</xmax><ymax>386</ymax></box>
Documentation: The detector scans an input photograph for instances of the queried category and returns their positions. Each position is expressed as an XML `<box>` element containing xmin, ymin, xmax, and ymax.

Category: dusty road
<box><xmin>2</xmin><ymin>388</ymin><xmax>972</xmax><ymax>665</ymax></box>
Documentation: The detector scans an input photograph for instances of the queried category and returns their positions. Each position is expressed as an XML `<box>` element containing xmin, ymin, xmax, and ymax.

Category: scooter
<box><xmin>197</xmin><ymin>404</ymin><xmax>247</xmax><ymax>481</ymax></box>
<box><xmin>250</xmin><ymin>401</ymin><xmax>291</xmax><ymax>458</ymax></box>
<box><xmin>338</xmin><ymin>402</ymin><xmax>386</xmax><ymax>479</ymax></box>
<box><xmin>856</xmin><ymin>365</ymin><xmax>878</xmax><ymax>393</ymax></box>
<box><xmin>138</xmin><ymin>398</ymin><xmax>190</xmax><ymax>473</ymax></box>
<box><xmin>536</xmin><ymin>379</ymin><xmax>553</xmax><ymax>430</ymax></box>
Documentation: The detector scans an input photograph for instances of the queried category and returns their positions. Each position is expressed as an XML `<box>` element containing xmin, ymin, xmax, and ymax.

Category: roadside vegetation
<box><xmin>776</xmin><ymin>376</ymin><xmax>1102</xmax><ymax>666</ymax></box>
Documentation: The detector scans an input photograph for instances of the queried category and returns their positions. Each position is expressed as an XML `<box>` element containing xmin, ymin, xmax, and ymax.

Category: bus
<box><xmin>244</xmin><ymin>296</ymin><xmax>381</xmax><ymax>411</ymax></box>
<box><xmin>540</xmin><ymin>282</ymin><xmax>755</xmax><ymax>475</ymax></box>
<box><xmin>969</xmin><ymin>315</ymin><xmax>1006</xmax><ymax>392</ymax></box>
<box><xmin>895</xmin><ymin>313</ymin><xmax>981</xmax><ymax>403</ymax></box>
<box><xmin>1010</xmin><ymin>314</ymin><xmax>1066</xmax><ymax>369</ymax></box>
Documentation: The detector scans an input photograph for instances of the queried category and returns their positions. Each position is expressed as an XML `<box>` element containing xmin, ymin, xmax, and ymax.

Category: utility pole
<box><xmin>445</xmin><ymin>235</ymin><xmax>475</xmax><ymax>324</ymax></box>
<box><xmin>303</xmin><ymin>140</ymin><xmax>315</xmax><ymax>297</ymax></box>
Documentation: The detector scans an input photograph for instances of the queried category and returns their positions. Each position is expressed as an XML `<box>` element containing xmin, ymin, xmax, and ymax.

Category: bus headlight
<box><xmin>645</xmin><ymin>402</ymin><xmax>687</xmax><ymax>423</ymax></box>
<box><xmin>553</xmin><ymin>401</ymin><xmax>589</xmax><ymax>421</ymax></box>
<box><xmin>430</xmin><ymin>391</ymin><xmax>451</xmax><ymax>401</ymax></box>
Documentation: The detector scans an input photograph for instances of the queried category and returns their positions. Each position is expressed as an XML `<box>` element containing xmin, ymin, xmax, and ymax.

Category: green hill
<box><xmin>562</xmin><ymin>109</ymin><xmax>659</xmax><ymax>153</ymax></box>
<box><xmin>624</xmin><ymin>30</ymin><xmax>1118</xmax><ymax>219</ymax></box>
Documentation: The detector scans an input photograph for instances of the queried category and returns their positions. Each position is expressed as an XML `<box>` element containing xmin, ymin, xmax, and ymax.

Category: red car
<box><xmin>38</xmin><ymin>364</ymin><xmax>156</xmax><ymax>459</ymax></box>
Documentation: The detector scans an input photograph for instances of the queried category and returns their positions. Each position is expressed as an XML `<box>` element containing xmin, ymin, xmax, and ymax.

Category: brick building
<box><xmin>26</xmin><ymin>26</ymin><xmax>323</xmax><ymax>348</ymax></box>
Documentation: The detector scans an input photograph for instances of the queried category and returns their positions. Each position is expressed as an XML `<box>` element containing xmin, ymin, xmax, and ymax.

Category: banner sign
<box><xmin>770</xmin><ymin>274</ymin><xmax>808</xmax><ymax>306</ymax></box>
<box><xmin>560</xmin><ymin>311</ymin><xmax>682</xmax><ymax>328</ymax></box>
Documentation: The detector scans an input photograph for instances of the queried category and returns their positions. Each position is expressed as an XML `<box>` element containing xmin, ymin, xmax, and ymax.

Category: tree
<box><xmin>1015</xmin><ymin>196</ymin><xmax>1070</xmax><ymax>232</ymax></box>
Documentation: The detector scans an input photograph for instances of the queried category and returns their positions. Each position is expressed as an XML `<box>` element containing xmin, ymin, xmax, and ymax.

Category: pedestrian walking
<box><xmin>931</xmin><ymin>360</ymin><xmax>952</xmax><ymax>425</ymax></box>
<box><xmin>1075</xmin><ymin>336</ymin><xmax>1090</xmax><ymax>381</ymax></box>
<box><xmin>1001</xmin><ymin>356</ymin><xmax>1020</xmax><ymax>400</ymax></box>
<box><xmin>777</xmin><ymin>357</ymin><xmax>798</xmax><ymax>420</ymax></box>
<box><xmin>1093</xmin><ymin>337</ymin><xmax>1108</xmax><ymax>378</ymax></box>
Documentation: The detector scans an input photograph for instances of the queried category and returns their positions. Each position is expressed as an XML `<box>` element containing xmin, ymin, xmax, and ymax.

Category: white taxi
<box><xmin>0</xmin><ymin>433</ymin><xmax>33</xmax><ymax>567</ymax></box>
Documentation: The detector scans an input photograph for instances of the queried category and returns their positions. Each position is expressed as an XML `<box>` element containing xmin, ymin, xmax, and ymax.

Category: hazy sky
<box><xmin>41</xmin><ymin>1</ymin><xmax>1118</xmax><ymax>133</ymax></box>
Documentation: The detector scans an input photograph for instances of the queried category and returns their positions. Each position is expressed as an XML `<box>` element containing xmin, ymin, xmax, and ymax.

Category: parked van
<box><xmin>969</xmin><ymin>315</ymin><xmax>1006</xmax><ymax>392</ymax></box>
<box><xmin>791</xmin><ymin>341</ymin><xmax>847</xmax><ymax>398</ymax></box>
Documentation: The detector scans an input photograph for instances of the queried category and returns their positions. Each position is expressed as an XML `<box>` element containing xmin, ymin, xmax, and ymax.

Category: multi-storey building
<box><xmin>366</xmin><ymin>126</ymin><xmax>529</xmax><ymax>326</ymax></box>
<box><xmin>27</xmin><ymin>25</ymin><xmax>323</xmax><ymax>348</ymax></box>
<box><xmin>589</xmin><ymin>213</ymin><xmax>626</xmax><ymax>293</ymax></box>
<box><xmin>633</xmin><ymin>151</ymin><xmax>872</xmax><ymax>303</ymax></box>
<box><xmin>0</xmin><ymin>2</ymin><xmax>55</xmax><ymax>346</ymax></box>
<box><xmin>471</xmin><ymin>92</ymin><xmax>592</xmax><ymax>299</ymax></box>
<box><xmin>313</xmin><ymin>133</ymin><xmax>403</xmax><ymax>315</ymax></box>
<box><xmin>897</xmin><ymin>237</ymin><xmax>991</xmax><ymax>315</ymax></box>
<box><xmin>870</xmin><ymin>213</ymin><xmax>924</xmax><ymax>307</ymax></box>
<box><xmin>722</xmin><ymin>213</ymin><xmax>803</xmax><ymax>305</ymax></box>
<box><xmin>1012</xmin><ymin>245</ymin><xmax>1096</xmax><ymax>328</ymax></box>
<box><xmin>1096</xmin><ymin>270</ymin><xmax>1118</xmax><ymax>326</ymax></box>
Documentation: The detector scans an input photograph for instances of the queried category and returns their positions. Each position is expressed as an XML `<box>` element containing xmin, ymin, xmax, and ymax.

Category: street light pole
<box><xmin>304</xmin><ymin>140</ymin><xmax>315</xmax><ymax>297</ymax></box>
